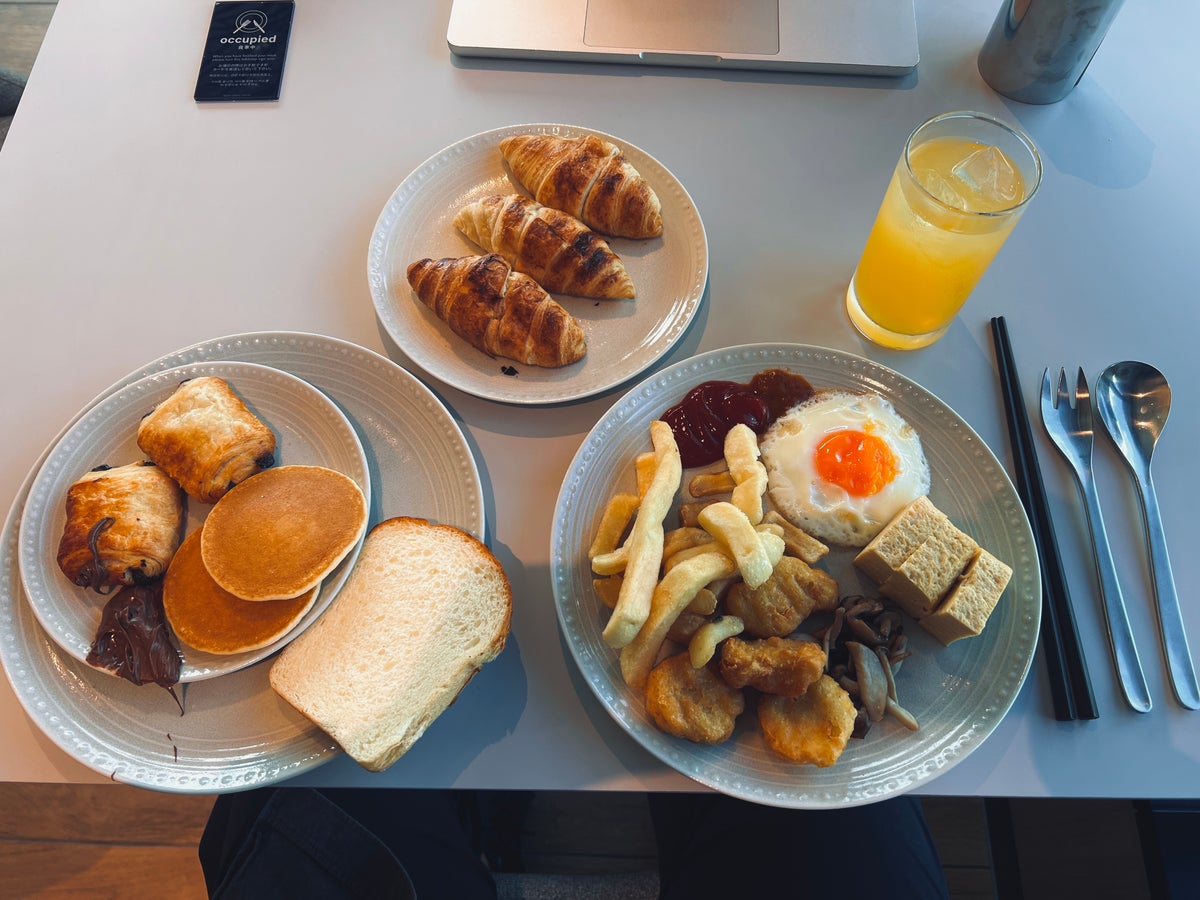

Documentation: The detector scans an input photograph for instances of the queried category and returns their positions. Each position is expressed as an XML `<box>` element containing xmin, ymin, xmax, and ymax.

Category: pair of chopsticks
<box><xmin>990</xmin><ymin>317</ymin><xmax>1098</xmax><ymax>721</ymax></box>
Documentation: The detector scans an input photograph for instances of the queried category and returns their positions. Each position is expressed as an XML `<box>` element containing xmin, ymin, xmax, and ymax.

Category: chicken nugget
<box><xmin>724</xmin><ymin>556</ymin><xmax>840</xmax><ymax>638</ymax></box>
<box><xmin>719</xmin><ymin>636</ymin><xmax>826</xmax><ymax>697</ymax></box>
<box><xmin>645</xmin><ymin>652</ymin><xmax>744</xmax><ymax>744</ymax></box>
<box><xmin>758</xmin><ymin>675</ymin><xmax>856</xmax><ymax>767</ymax></box>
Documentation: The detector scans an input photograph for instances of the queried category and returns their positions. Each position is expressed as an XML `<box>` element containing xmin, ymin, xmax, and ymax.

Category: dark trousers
<box><xmin>199</xmin><ymin>787</ymin><xmax>949</xmax><ymax>899</ymax></box>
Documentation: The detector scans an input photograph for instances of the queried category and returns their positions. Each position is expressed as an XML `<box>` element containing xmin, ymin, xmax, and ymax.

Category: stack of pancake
<box><xmin>163</xmin><ymin>465</ymin><xmax>368</xmax><ymax>655</ymax></box>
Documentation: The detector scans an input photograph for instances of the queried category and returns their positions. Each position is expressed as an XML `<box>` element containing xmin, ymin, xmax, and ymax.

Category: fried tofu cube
<box><xmin>920</xmin><ymin>549</ymin><xmax>1012</xmax><ymax>645</ymax></box>
<box><xmin>757</xmin><ymin>675</ymin><xmax>857</xmax><ymax>767</ymax></box>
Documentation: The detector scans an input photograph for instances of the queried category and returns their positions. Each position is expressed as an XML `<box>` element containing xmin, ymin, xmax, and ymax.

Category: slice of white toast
<box><xmin>270</xmin><ymin>516</ymin><xmax>512</xmax><ymax>772</ymax></box>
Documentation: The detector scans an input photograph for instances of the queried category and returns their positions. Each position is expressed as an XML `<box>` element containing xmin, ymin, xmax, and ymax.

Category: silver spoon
<box><xmin>1095</xmin><ymin>361</ymin><xmax>1200</xmax><ymax>710</ymax></box>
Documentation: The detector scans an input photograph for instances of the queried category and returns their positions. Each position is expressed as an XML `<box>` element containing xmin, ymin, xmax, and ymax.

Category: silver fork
<box><xmin>1040</xmin><ymin>367</ymin><xmax>1152</xmax><ymax>713</ymax></box>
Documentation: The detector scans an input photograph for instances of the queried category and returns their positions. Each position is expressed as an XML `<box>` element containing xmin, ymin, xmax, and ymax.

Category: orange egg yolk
<box><xmin>813</xmin><ymin>429</ymin><xmax>898</xmax><ymax>496</ymax></box>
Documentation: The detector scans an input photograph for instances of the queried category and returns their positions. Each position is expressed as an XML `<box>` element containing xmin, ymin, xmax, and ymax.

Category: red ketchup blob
<box><xmin>662</xmin><ymin>369</ymin><xmax>814</xmax><ymax>468</ymax></box>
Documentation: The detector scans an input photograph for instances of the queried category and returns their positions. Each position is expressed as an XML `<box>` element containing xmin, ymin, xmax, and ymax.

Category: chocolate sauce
<box><xmin>87</xmin><ymin>582</ymin><xmax>184</xmax><ymax>713</ymax></box>
<box><xmin>75</xmin><ymin>517</ymin><xmax>117</xmax><ymax>594</ymax></box>
<box><xmin>662</xmin><ymin>369</ymin><xmax>815</xmax><ymax>467</ymax></box>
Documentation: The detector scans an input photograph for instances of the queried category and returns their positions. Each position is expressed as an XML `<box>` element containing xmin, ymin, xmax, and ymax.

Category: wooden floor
<box><xmin>0</xmin><ymin>5</ymin><xmax>1165</xmax><ymax>899</ymax></box>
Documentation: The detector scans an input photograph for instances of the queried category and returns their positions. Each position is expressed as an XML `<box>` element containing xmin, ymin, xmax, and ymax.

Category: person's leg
<box><xmin>321</xmin><ymin>788</ymin><xmax>496</xmax><ymax>899</ymax></box>
<box><xmin>200</xmin><ymin>787</ymin><xmax>495</xmax><ymax>899</ymax></box>
<box><xmin>650</xmin><ymin>791</ymin><xmax>949</xmax><ymax>899</ymax></box>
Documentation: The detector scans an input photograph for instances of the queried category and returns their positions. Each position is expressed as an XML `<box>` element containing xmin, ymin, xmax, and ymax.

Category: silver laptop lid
<box><xmin>447</xmin><ymin>0</ymin><xmax>918</xmax><ymax>76</ymax></box>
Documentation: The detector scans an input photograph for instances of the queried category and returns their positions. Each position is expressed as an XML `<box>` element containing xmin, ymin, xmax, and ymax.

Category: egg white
<box><xmin>760</xmin><ymin>391</ymin><xmax>930</xmax><ymax>547</ymax></box>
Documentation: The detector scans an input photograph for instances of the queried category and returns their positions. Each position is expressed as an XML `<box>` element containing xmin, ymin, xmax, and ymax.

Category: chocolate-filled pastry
<box><xmin>87</xmin><ymin>581</ymin><xmax>184</xmax><ymax>711</ymax></box>
<box><xmin>56</xmin><ymin>461</ymin><xmax>185</xmax><ymax>593</ymax></box>
<box><xmin>406</xmin><ymin>254</ymin><xmax>586</xmax><ymax>368</ymax></box>
<box><xmin>137</xmin><ymin>376</ymin><xmax>277</xmax><ymax>503</ymax></box>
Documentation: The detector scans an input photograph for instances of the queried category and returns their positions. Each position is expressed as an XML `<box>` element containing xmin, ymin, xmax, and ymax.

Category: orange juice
<box><xmin>846</xmin><ymin>114</ymin><xmax>1040</xmax><ymax>350</ymax></box>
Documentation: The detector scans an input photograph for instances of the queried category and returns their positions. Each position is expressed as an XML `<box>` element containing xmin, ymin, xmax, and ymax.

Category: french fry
<box><xmin>662</xmin><ymin>526</ymin><xmax>713</xmax><ymax>560</ymax></box>
<box><xmin>687</xmin><ymin>587</ymin><xmax>718</xmax><ymax>616</ymax></box>
<box><xmin>588</xmin><ymin>492</ymin><xmax>640</xmax><ymax>560</ymax></box>
<box><xmin>762</xmin><ymin>510</ymin><xmax>829</xmax><ymax>564</ymax></box>
<box><xmin>725</xmin><ymin>424</ymin><xmax>768</xmax><ymax>524</ymax></box>
<box><xmin>689</xmin><ymin>615</ymin><xmax>745</xmax><ymax>668</ymax></box>
<box><xmin>698</xmin><ymin>501</ymin><xmax>782</xmax><ymax>589</ymax></box>
<box><xmin>664</xmin><ymin>542</ymin><xmax>731</xmax><ymax>573</ymax></box>
<box><xmin>620</xmin><ymin>551</ymin><xmax>736</xmax><ymax>690</ymax></box>
<box><xmin>602</xmin><ymin>422</ymin><xmax>683</xmax><ymax>649</ymax></box>
<box><xmin>688</xmin><ymin>471</ymin><xmax>735</xmax><ymax>498</ymax></box>
<box><xmin>666</xmin><ymin>610</ymin><xmax>709</xmax><ymax>645</ymax></box>
<box><xmin>593</xmin><ymin>576</ymin><xmax>622</xmax><ymax>610</ymax></box>
<box><xmin>635</xmin><ymin>451</ymin><xmax>656</xmax><ymax>498</ymax></box>
<box><xmin>678</xmin><ymin>500</ymin><xmax>717</xmax><ymax>528</ymax></box>
<box><xmin>590</xmin><ymin>545</ymin><xmax>628</xmax><ymax>576</ymax></box>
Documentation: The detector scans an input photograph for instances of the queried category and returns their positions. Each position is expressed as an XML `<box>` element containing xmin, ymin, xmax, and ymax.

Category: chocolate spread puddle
<box><xmin>86</xmin><ymin>582</ymin><xmax>184</xmax><ymax>713</ymax></box>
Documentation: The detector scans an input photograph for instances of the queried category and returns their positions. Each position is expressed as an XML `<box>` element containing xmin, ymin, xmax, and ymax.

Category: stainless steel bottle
<box><xmin>977</xmin><ymin>0</ymin><xmax>1126</xmax><ymax>104</ymax></box>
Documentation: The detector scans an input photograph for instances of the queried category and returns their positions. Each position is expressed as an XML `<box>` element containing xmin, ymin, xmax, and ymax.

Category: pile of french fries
<box><xmin>590</xmin><ymin>420</ymin><xmax>827</xmax><ymax>693</ymax></box>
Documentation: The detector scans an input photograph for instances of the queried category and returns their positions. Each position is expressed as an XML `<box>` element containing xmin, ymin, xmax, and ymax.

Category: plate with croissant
<box><xmin>368</xmin><ymin>124</ymin><xmax>708</xmax><ymax>405</ymax></box>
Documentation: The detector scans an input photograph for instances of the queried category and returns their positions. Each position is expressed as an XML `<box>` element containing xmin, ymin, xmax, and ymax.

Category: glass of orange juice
<box><xmin>845</xmin><ymin>111</ymin><xmax>1042</xmax><ymax>350</ymax></box>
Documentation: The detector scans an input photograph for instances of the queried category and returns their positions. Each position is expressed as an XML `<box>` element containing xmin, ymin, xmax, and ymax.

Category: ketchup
<box><xmin>662</xmin><ymin>368</ymin><xmax>814</xmax><ymax>467</ymax></box>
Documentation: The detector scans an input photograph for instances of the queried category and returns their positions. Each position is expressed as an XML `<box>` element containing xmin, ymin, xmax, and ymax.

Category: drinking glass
<box><xmin>845</xmin><ymin>111</ymin><xmax>1042</xmax><ymax>350</ymax></box>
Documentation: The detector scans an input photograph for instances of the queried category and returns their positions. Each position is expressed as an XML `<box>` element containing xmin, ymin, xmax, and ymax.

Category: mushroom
<box><xmin>847</xmin><ymin>641</ymin><xmax>888</xmax><ymax>722</ymax></box>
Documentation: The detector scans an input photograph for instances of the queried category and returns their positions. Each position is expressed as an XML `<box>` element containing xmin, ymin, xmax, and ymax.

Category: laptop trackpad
<box><xmin>583</xmin><ymin>0</ymin><xmax>780</xmax><ymax>55</ymax></box>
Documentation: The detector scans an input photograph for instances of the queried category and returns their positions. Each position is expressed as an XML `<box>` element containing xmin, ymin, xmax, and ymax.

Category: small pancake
<box><xmin>164</xmin><ymin>529</ymin><xmax>318</xmax><ymax>654</ymax></box>
<box><xmin>200</xmin><ymin>465</ymin><xmax>368</xmax><ymax>601</ymax></box>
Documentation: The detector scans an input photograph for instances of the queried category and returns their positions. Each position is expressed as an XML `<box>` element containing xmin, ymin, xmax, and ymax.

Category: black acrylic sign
<box><xmin>194</xmin><ymin>2</ymin><xmax>295</xmax><ymax>102</ymax></box>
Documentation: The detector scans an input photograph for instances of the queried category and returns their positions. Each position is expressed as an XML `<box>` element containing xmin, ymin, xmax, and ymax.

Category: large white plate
<box><xmin>0</xmin><ymin>333</ymin><xmax>484</xmax><ymax>792</ymax></box>
<box><xmin>368</xmin><ymin>123</ymin><xmax>708</xmax><ymax>405</ymax></box>
<box><xmin>551</xmin><ymin>343</ymin><xmax>1041</xmax><ymax>809</ymax></box>
<box><xmin>19</xmin><ymin>360</ymin><xmax>371</xmax><ymax>682</ymax></box>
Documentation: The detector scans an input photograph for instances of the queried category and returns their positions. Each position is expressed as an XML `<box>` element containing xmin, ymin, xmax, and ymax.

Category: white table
<box><xmin>1</xmin><ymin>0</ymin><xmax>1197</xmax><ymax>799</ymax></box>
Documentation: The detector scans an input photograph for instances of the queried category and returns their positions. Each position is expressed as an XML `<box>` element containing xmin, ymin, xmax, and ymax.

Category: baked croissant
<box><xmin>499</xmin><ymin>134</ymin><xmax>663</xmax><ymax>239</ymax></box>
<box><xmin>406</xmin><ymin>254</ymin><xmax>586</xmax><ymax>368</ymax></box>
<box><xmin>137</xmin><ymin>376</ymin><xmax>277</xmax><ymax>503</ymax></box>
<box><xmin>56</xmin><ymin>461</ymin><xmax>185</xmax><ymax>593</ymax></box>
<box><xmin>454</xmin><ymin>195</ymin><xmax>635</xmax><ymax>300</ymax></box>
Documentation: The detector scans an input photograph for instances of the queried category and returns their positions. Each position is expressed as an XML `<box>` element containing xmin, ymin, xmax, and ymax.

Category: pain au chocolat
<box><xmin>137</xmin><ymin>376</ymin><xmax>277</xmax><ymax>504</ymax></box>
<box><xmin>56</xmin><ymin>461</ymin><xmax>185</xmax><ymax>592</ymax></box>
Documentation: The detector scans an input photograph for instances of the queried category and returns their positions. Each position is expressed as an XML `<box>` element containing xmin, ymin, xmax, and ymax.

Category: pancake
<box><xmin>200</xmin><ymin>465</ymin><xmax>368</xmax><ymax>601</ymax></box>
<box><xmin>163</xmin><ymin>529</ymin><xmax>318</xmax><ymax>654</ymax></box>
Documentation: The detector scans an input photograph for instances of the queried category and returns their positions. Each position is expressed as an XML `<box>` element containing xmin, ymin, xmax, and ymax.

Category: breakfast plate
<box><xmin>0</xmin><ymin>333</ymin><xmax>484</xmax><ymax>792</ymax></box>
<box><xmin>550</xmin><ymin>343</ymin><xmax>1041</xmax><ymax>809</ymax></box>
<box><xmin>367</xmin><ymin>123</ymin><xmax>709</xmax><ymax>405</ymax></box>
<box><xmin>19</xmin><ymin>360</ymin><xmax>372</xmax><ymax>682</ymax></box>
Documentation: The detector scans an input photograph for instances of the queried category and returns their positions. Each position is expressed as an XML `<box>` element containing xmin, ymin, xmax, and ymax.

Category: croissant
<box><xmin>499</xmin><ymin>134</ymin><xmax>663</xmax><ymax>239</ymax></box>
<box><xmin>406</xmin><ymin>254</ymin><xmax>586</xmax><ymax>368</ymax></box>
<box><xmin>56</xmin><ymin>461</ymin><xmax>185</xmax><ymax>593</ymax></box>
<box><xmin>137</xmin><ymin>376</ymin><xmax>276</xmax><ymax>503</ymax></box>
<box><xmin>454</xmin><ymin>195</ymin><xmax>635</xmax><ymax>300</ymax></box>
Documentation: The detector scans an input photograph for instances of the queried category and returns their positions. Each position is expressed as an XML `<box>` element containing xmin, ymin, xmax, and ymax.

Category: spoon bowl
<box><xmin>1096</xmin><ymin>361</ymin><xmax>1199</xmax><ymax>710</ymax></box>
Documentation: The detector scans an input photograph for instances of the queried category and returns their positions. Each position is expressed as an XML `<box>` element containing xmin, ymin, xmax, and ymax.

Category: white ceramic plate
<box><xmin>0</xmin><ymin>333</ymin><xmax>483</xmax><ymax>791</ymax></box>
<box><xmin>368</xmin><ymin>123</ymin><xmax>708</xmax><ymax>405</ymax></box>
<box><xmin>551</xmin><ymin>343</ymin><xmax>1041</xmax><ymax>809</ymax></box>
<box><xmin>19</xmin><ymin>360</ymin><xmax>371</xmax><ymax>682</ymax></box>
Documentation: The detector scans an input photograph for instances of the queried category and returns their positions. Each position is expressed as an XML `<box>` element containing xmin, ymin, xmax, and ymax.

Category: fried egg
<box><xmin>760</xmin><ymin>391</ymin><xmax>930</xmax><ymax>547</ymax></box>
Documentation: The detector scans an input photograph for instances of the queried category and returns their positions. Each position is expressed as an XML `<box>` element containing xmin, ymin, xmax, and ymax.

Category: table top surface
<box><xmin>2</xmin><ymin>0</ymin><xmax>1197</xmax><ymax>800</ymax></box>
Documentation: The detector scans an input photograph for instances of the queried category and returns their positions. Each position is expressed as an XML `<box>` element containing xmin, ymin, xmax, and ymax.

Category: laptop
<box><xmin>447</xmin><ymin>0</ymin><xmax>919</xmax><ymax>77</ymax></box>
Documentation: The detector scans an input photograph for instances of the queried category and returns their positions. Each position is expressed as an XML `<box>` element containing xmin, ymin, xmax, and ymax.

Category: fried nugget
<box><xmin>723</xmin><ymin>556</ymin><xmax>840</xmax><ymax>638</ymax></box>
<box><xmin>758</xmin><ymin>675</ymin><xmax>856</xmax><ymax>767</ymax></box>
<box><xmin>645</xmin><ymin>652</ymin><xmax>744</xmax><ymax>744</ymax></box>
<box><xmin>718</xmin><ymin>636</ymin><xmax>826</xmax><ymax>697</ymax></box>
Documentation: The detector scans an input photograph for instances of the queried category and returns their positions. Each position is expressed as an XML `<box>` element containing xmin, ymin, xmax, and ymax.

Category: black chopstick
<box><xmin>990</xmin><ymin>316</ymin><xmax>1099</xmax><ymax>721</ymax></box>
